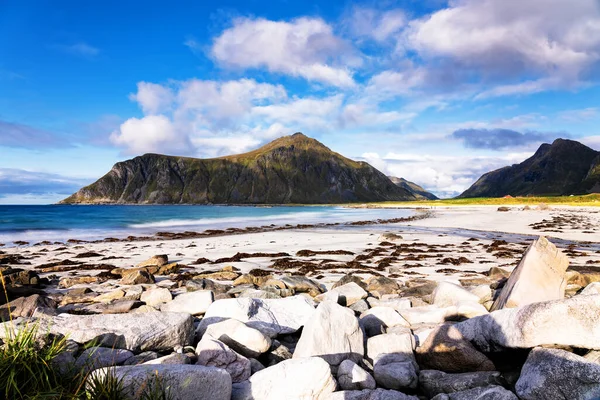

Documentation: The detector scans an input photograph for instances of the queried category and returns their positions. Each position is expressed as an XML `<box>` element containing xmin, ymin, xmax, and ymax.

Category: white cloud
<box><xmin>345</xmin><ymin>7</ymin><xmax>406</xmax><ymax>42</ymax></box>
<box><xmin>129</xmin><ymin>82</ymin><xmax>175</xmax><ymax>115</ymax></box>
<box><xmin>580</xmin><ymin>136</ymin><xmax>600</xmax><ymax>151</ymax></box>
<box><xmin>558</xmin><ymin>108</ymin><xmax>599</xmax><ymax>122</ymax></box>
<box><xmin>212</xmin><ymin>17</ymin><xmax>357</xmax><ymax>87</ymax></box>
<box><xmin>253</xmin><ymin>95</ymin><xmax>344</xmax><ymax>128</ymax></box>
<box><xmin>55</xmin><ymin>42</ymin><xmax>100</xmax><ymax>57</ymax></box>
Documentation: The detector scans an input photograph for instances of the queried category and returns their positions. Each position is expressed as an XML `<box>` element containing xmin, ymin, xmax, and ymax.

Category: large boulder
<box><xmin>88</xmin><ymin>364</ymin><xmax>231</xmax><ymax>400</ymax></box>
<box><xmin>337</xmin><ymin>359</ymin><xmax>377</xmax><ymax>390</ymax></box>
<box><xmin>204</xmin><ymin>318</ymin><xmax>271</xmax><ymax>358</ymax></box>
<box><xmin>367</xmin><ymin>332</ymin><xmax>414</xmax><ymax>363</ymax></box>
<box><xmin>431</xmin><ymin>385</ymin><xmax>517</xmax><ymax>400</ymax></box>
<box><xmin>328</xmin><ymin>282</ymin><xmax>368</xmax><ymax>306</ymax></box>
<box><xmin>515</xmin><ymin>347</ymin><xmax>600</xmax><ymax>400</ymax></box>
<box><xmin>0</xmin><ymin>294</ymin><xmax>56</xmax><ymax>321</ymax></box>
<box><xmin>360</xmin><ymin>307</ymin><xmax>410</xmax><ymax>337</ymax></box>
<box><xmin>373</xmin><ymin>353</ymin><xmax>419</xmax><ymax>391</ymax></box>
<box><xmin>160</xmin><ymin>290</ymin><xmax>213</xmax><ymax>315</ymax></box>
<box><xmin>21</xmin><ymin>312</ymin><xmax>194</xmax><ymax>352</ymax></box>
<box><xmin>457</xmin><ymin>294</ymin><xmax>600</xmax><ymax>352</ymax></box>
<box><xmin>432</xmin><ymin>282</ymin><xmax>481</xmax><ymax>307</ymax></box>
<box><xmin>329</xmin><ymin>389</ymin><xmax>419</xmax><ymax>400</ymax></box>
<box><xmin>196</xmin><ymin>337</ymin><xmax>251</xmax><ymax>383</ymax></box>
<box><xmin>293</xmin><ymin>301</ymin><xmax>364</xmax><ymax>368</ymax></box>
<box><xmin>74</xmin><ymin>346</ymin><xmax>134</xmax><ymax>375</ymax></box>
<box><xmin>419</xmin><ymin>370</ymin><xmax>507</xmax><ymax>398</ymax></box>
<box><xmin>231</xmin><ymin>357</ymin><xmax>336</xmax><ymax>400</ymax></box>
<box><xmin>197</xmin><ymin>296</ymin><xmax>315</xmax><ymax>338</ymax></box>
<box><xmin>491</xmin><ymin>236</ymin><xmax>568</xmax><ymax>311</ymax></box>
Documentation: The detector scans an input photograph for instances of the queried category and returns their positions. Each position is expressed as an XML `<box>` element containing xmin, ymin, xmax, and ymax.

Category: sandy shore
<box><xmin>2</xmin><ymin>205</ymin><xmax>599</xmax><ymax>299</ymax></box>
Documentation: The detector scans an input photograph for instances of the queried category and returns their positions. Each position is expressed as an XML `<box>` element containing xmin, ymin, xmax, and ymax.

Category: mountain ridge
<box><xmin>388</xmin><ymin>177</ymin><xmax>438</xmax><ymax>200</ymax></box>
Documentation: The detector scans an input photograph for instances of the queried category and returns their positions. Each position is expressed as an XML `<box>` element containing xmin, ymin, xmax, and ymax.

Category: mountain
<box><xmin>459</xmin><ymin>138</ymin><xmax>600</xmax><ymax>198</ymax></box>
<box><xmin>61</xmin><ymin>133</ymin><xmax>416</xmax><ymax>204</ymax></box>
<box><xmin>388</xmin><ymin>177</ymin><xmax>439</xmax><ymax>200</ymax></box>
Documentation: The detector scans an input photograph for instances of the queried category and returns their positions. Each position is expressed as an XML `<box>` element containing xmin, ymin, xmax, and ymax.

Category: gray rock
<box><xmin>160</xmin><ymin>290</ymin><xmax>213</xmax><ymax>315</ymax></box>
<box><xmin>293</xmin><ymin>301</ymin><xmax>364</xmax><ymax>368</ymax></box>
<box><xmin>515</xmin><ymin>347</ymin><xmax>600</xmax><ymax>400</ymax></box>
<box><xmin>196</xmin><ymin>295</ymin><xmax>315</xmax><ymax>338</ymax></box>
<box><xmin>75</xmin><ymin>346</ymin><xmax>134</xmax><ymax>374</ymax></box>
<box><xmin>123</xmin><ymin>351</ymin><xmax>159</xmax><ymax>365</ymax></box>
<box><xmin>143</xmin><ymin>353</ymin><xmax>190</xmax><ymax>365</ymax></box>
<box><xmin>204</xmin><ymin>318</ymin><xmax>272</xmax><ymax>358</ymax></box>
<box><xmin>230</xmin><ymin>357</ymin><xmax>336</xmax><ymax>400</ymax></box>
<box><xmin>328</xmin><ymin>388</ymin><xmax>419</xmax><ymax>400</ymax></box>
<box><xmin>431</xmin><ymin>385</ymin><xmax>517</xmax><ymax>400</ymax></box>
<box><xmin>374</xmin><ymin>353</ymin><xmax>419</xmax><ymax>390</ymax></box>
<box><xmin>338</xmin><ymin>359</ymin><xmax>377</xmax><ymax>390</ymax></box>
<box><xmin>350</xmin><ymin>299</ymin><xmax>371</xmax><ymax>314</ymax></box>
<box><xmin>249</xmin><ymin>358</ymin><xmax>265</xmax><ymax>374</ymax></box>
<box><xmin>196</xmin><ymin>337</ymin><xmax>251</xmax><ymax>383</ymax></box>
<box><xmin>420</xmin><ymin>369</ymin><xmax>507</xmax><ymax>398</ymax></box>
<box><xmin>491</xmin><ymin>236</ymin><xmax>568</xmax><ymax>311</ymax></box>
<box><xmin>0</xmin><ymin>294</ymin><xmax>56</xmax><ymax>321</ymax></box>
<box><xmin>88</xmin><ymin>364</ymin><xmax>231</xmax><ymax>400</ymax></box>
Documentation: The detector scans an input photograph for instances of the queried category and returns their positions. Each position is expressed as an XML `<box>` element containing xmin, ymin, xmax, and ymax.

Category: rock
<box><xmin>398</xmin><ymin>304</ymin><xmax>487</xmax><ymax>325</ymax></box>
<box><xmin>160</xmin><ymin>290</ymin><xmax>213</xmax><ymax>315</ymax></box>
<box><xmin>367</xmin><ymin>332</ymin><xmax>415</xmax><ymax>362</ymax></box>
<box><xmin>26</xmin><ymin>312</ymin><xmax>194</xmax><ymax>352</ymax></box>
<box><xmin>432</xmin><ymin>282</ymin><xmax>480</xmax><ymax>307</ymax></box>
<box><xmin>491</xmin><ymin>236</ymin><xmax>568</xmax><ymax>311</ymax></box>
<box><xmin>328</xmin><ymin>389</ymin><xmax>419</xmax><ymax>400</ymax></box>
<box><xmin>585</xmin><ymin>350</ymin><xmax>600</xmax><ymax>363</ymax></box>
<box><xmin>281</xmin><ymin>276</ymin><xmax>322</xmax><ymax>296</ymax></box>
<box><xmin>328</xmin><ymin>282</ymin><xmax>368</xmax><ymax>306</ymax></box>
<box><xmin>367</xmin><ymin>297</ymin><xmax>411</xmax><ymax>313</ymax></box>
<box><xmin>196</xmin><ymin>337</ymin><xmax>251</xmax><ymax>383</ymax></box>
<box><xmin>120</xmin><ymin>269</ymin><xmax>155</xmax><ymax>285</ymax></box>
<box><xmin>230</xmin><ymin>357</ymin><xmax>336</xmax><ymax>400</ymax></box>
<box><xmin>137</xmin><ymin>254</ymin><xmax>168</xmax><ymax>268</ymax></box>
<box><xmin>338</xmin><ymin>359</ymin><xmax>377</xmax><ymax>390</ymax></box>
<box><xmin>144</xmin><ymin>353</ymin><xmax>191</xmax><ymax>365</ymax></box>
<box><xmin>419</xmin><ymin>370</ymin><xmax>507</xmax><ymax>398</ymax></box>
<box><xmin>58</xmin><ymin>276</ymin><xmax>101</xmax><ymax>288</ymax></box>
<box><xmin>123</xmin><ymin>351</ymin><xmax>159</xmax><ymax>365</ymax></box>
<box><xmin>293</xmin><ymin>301</ymin><xmax>364</xmax><ymax>368</ymax></box>
<box><xmin>360</xmin><ymin>307</ymin><xmax>410</xmax><ymax>336</ymax></box>
<box><xmin>140</xmin><ymin>287</ymin><xmax>173</xmax><ymax>307</ymax></box>
<box><xmin>488</xmin><ymin>267</ymin><xmax>511</xmax><ymax>281</ymax></box>
<box><xmin>197</xmin><ymin>296</ymin><xmax>315</xmax><ymax>338</ymax></box>
<box><xmin>237</xmin><ymin>288</ymin><xmax>281</xmax><ymax>299</ymax></box>
<box><xmin>249</xmin><ymin>358</ymin><xmax>265</xmax><ymax>374</ymax></box>
<box><xmin>195</xmin><ymin>270</ymin><xmax>240</xmax><ymax>281</ymax></box>
<box><xmin>350</xmin><ymin>299</ymin><xmax>370</xmax><ymax>314</ymax></box>
<box><xmin>332</xmin><ymin>274</ymin><xmax>368</xmax><ymax>290</ymax></box>
<box><xmin>89</xmin><ymin>364</ymin><xmax>231</xmax><ymax>400</ymax></box>
<box><xmin>94</xmin><ymin>289</ymin><xmax>125</xmax><ymax>303</ymax></box>
<box><xmin>263</xmin><ymin>339</ymin><xmax>293</xmax><ymax>366</ymax></box>
<box><xmin>157</xmin><ymin>262</ymin><xmax>180</xmax><ymax>275</ymax></box>
<box><xmin>416</xmin><ymin>324</ymin><xmax>495</xmax><ymax>373</ymax></box>
<box><xmin>74</xmin><ymin>346</ymin><xmax>134</xmax><ymax>374</ymax></box>
<box><xmin>431</xmin><ymin>385</ymin><xmax>517</xmax><ymax>400</ymax></box>
<box><xmin>374</xmin><ymin>353</ymin><xmax>419</xmax><ymax>390</ymax></box>
<box><xmin>123</xmin><ymin>285</ymin><xmax>143</xmax><ymax>300</ymax></box>
<box><xmin>516</xmin><ymin>347</ymin><xmax>600</xmax><ymax>400</ymax></box>
<box><xmin>367</xmin><ymin>276</ymin><xmax>400</xmax><ymax>297</ymax></box>
<box><xmin>379</xmin><ymin>233</ymin><xmax>403</xmax><ymax>242</ymax></box>
<box><xmin>204</xmin><ymin>318</ymin><xmax>271</xmax><ymax>358</ymax></box>
<box><xmin>469</xmin><ymin>285</ymin><xmax>493</xmax><ymax>304</ymax></box>
<box><xmin>0</xmin><ymin>294</ymin><xmax>56</xmax><ymax>321</ymax></box>
<box><xmin>457</xmin><ymin>294</ymin><xmax>600</xmax><ymax>352</ymax></box>
<box><xmin>581</xmin><ymin>282</ymin><xmax>600</xmax><ymax>296</ymax></box>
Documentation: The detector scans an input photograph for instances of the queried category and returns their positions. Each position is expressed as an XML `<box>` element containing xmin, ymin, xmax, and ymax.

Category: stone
<box><xmin>431</xmin><ymin>386</ymin><xmax>517</xmax><ymax>400</ymax></box>
<box><xmin>398</xmin><ymin>306</ymin><xmax>451</xmax><ymax>325</ymax></box>
<box><xmin>281</xmin><ymin>276</ymin><xmax>322</xmax><ymax>296</ymax></box>
<box><xmin>360</xmin><ymin>307</ymin><xmax>410</xmax><ymax>336</ymax></box>
<box><xmin>140</xmin><ymin>287</ymin><xmax>172</xmax><ymax>307</ymax></box>
<box><xmin>374</xmin><ymin>353</ymin><xmax>419</xmax><ymax>390</ymax></box>
<box><xmin>74</xmin><ymin>346</ymin><xmax>134</xmax><ymax>374</ymax></box>
<box><xmin>195</xmin><ymin>270</ymin><xmax>240</xmax><ymax>281</ymax></box>
<box><xmin>93</xmin><ymin>289</ymin><xmax>125</xmax><ymax>303</ymax></box>
<box><xmin>22</xmin><ymin>312</ymin><xmax>194</xmax><ymax>352</ymax></box>
<box><xmin>328</xmin><ymin>389</ymin><xmax>418</xmax><ymax>400</ymax></box>
<box><xmin>491</xmin><ymin>236</ymin><xmax>568</xmax><ymax>311</ymax></box>
<box><xmin>350</xmin><ymin>299</ymin><xmax>370</xmax><ymax>314</ymax></box>
<box><xmin>367</xmin><ymin>332</ymin><xmax>415</xmax><ymax>362</ymax></box>
<box><xmin>123</xmin><ymin>351</ymin><xmax>159</xmax><ymax>365</ymax></box>
<box><xmin>416</xmin><ymin>324</ymin><xmax>495</xmax><ymax>373</ymax></box>
<box><xmin>137</xmin><ymin>254</ymin><xmax>168</xmax><ymax>268</ymax></box>
<box><xmin>144</xmin><ymin>353</ymin><xmax>191</xmax><ymax>365</ymax></box>
<box><xmin>204</xmin><ymin>318</ymin><xmax>271</xmax><ymax>358</ymax></box>
<box><xmin>196</xmin><ymin>337</ymin><xmax>251</xmax><ymax>383</ymax></box>
<box><xmin>293</xmin><ymin>301</ymin><xmax>364</xmax><ymax>368</ymax></box>
<box><xmin>123</xmin><ymin>285</ymin><xmax>143</xmax><ymax>300</ymax></box>
<box><xmin>332</xmin><ymin>274</ymin><xmax>368</xmax><ymax>290</ymax></box>
<box><xmin>457</xmin><ymin>294</ymin><xmax>600</xmax><ymax>352</ymax></box>
<box><xmin>230</xmin><ymin>357</ymin><xmax>336</xmax><ymax>400</ymax></box>
<box><xmin>419</xmin><ymin>370</ymin><xmax>507</xmax><ymax>398</ymax></box>
<box><xmin>328</xmin><ymin>282</ymin><xmax>368</xmax><ymax>306</ymax></box>
<box><xmin>197</xmin><ymin>295</ymin><xmax>315</xmax><ymax>338</ymax></box>
<box><xmin>249</xmin><ymin>358</ymin><xmax>265</xmax><ymax>374</ymax></box>
<box><xmin>160</xmin><ymin>290</ymin><xmax>213</xmax><ymax>315</ymax></box>
<box><xmin>58</xmin><ymin>276</ymin><xmax>100</xmax><ymax>288</ymax></box>
<box><xmin>367</xmin><ymin>297</ymin><xmax>411</xmax><ymax>313</ymax></box>
<box><xmin>237</xmin><ymin>288</ymin><xmax>281</xmax><ymax>299</ymax></box>
<box><xmin>581</xmin><ymin>282</ymin><xmax>600</xmax><ymax>296</ymax></box>
<box><xmin>432</xmin><ymin>282</ymin><xmax>480</xmax><ymax>307</ymax></box>
<box><xmin>338</xmin><ymin>359</ymin><xmax>377</xmax><ymax>390</ymax></box>
<box><xmin>120</xmin><ymin>269</ymin><xmax>155</xmax><ymax>285</ymax></box>
<box><xmin>367</xmin><ymin>276</ymin><xmax>400</xmax><ymax>297</ymax></box>
<box><xmin>379</xmin><ymin>233</ymin><xmax>403</xmax><ymax>242</ymax></box>
<box><xmin>89</xmin><ymin>364</ymin><xmax>231</xmax><ymax>400</ymax></box>
<box><xmin>469</xmin><ymin>285</ymin><xmax>493</xmax><ymax>303</ymax></box>
<box><xmin>516</xmin><ymin>347</ymin><xmax>600</xmax><ymax>400</ymax></box>
<box><xmin>0</xmin><ymin>294</ymin><xmax>56</xmax><ymax>321</ymax></box>
<box><xmin>263</xmin><ymin>339</ymin><xmax>293</xmax><ymax>366</ymax></box>
<box><xmin>157</xmin><ymin>262</ymin><xmax>180</xmax><ymax>275</ymax></box>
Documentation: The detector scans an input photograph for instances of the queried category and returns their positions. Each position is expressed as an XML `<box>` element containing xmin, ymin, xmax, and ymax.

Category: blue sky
<box><xmin>1</xmin><ymin>0</ymin><xmax>600</xmax><ymax>203</ymax></box>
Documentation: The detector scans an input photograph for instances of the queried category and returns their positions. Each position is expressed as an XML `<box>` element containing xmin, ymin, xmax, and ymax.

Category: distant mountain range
<box><xmin>388</xmin><ymin>177</ymin><xmax>439</xmax><ymax>200</ymax></box>
<box><xmin>460</xmin><ymin>138</ymin><xmax>600</xmax><ymax>198</ymax></box>
<box><xmin>62</xmin><ymin>133</ymin><xmax>436</xmax><ymax>204</ymax></box>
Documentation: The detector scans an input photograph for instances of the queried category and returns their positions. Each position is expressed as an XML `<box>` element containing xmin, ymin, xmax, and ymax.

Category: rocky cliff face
<box><xmin>459</xmin><ymin>139</ymin><xmax>600</xmax><ymax>198</ymax></box>
<box><xmin>388</xmin><ymin>177</ymin><xmax>438</xmax><ymax>200</ymax></box>
<box><xmin>61</xmin><ymin>133</ymin><xmax>416</xmax><ymax>204</ymax></box>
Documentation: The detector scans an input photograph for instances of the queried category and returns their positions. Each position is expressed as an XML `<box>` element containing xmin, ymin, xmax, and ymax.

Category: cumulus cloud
<box><xmin>451</xmin><ymin>128</ymin><xmax>562</xmax><ymax>150</ymax></box>
<box><xmin>129</xmin><ymin>82</ymin><xmax>175</xmax><ymax>115</ymax></box>
<box><xmin>110</xmin><ymin>115</ymin><xmax>192</xmax><ymax>155</ymax></box>
<box><xmin>211</xmin><ymin>17</ymin><xmax>357</xmax><ymax>87</ymax></box>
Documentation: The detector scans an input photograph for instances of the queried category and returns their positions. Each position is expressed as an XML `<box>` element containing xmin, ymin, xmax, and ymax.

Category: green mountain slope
<box><xmin>459</xmin><ymin>139</ymin><xmax>600</xmax><ymax>198</ymax></box>
<box><xmin>61</xmin><ymin>133</ymin><xmax>416</xmax><ymax>204</ymax></box>
<box><xmin>388</xmin><ymin>177</ymin><xmax>438</xmax><ymax>200</ymax></box>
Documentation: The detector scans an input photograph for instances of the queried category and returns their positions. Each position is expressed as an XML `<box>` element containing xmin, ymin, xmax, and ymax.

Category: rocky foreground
<box><xmin>2</xmin><ymin>230</ymin><xmax>600</xmax><ymax>399</ymax></box>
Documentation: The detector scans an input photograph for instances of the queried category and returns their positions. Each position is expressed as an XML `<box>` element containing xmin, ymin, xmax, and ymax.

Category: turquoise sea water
<box><xmin>0</xmin><ymin>205</ymin><xmax>413</xmax><ymax>245</ymax></box>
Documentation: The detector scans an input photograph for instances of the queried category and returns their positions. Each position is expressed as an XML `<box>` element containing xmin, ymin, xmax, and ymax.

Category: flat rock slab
<box><xmin>491</xmin><ymin>236</ymin><xmax>568</xmax><ymax>311</ymax></box>
<box><xmin>89</xmin><ymin>364</ymin><xmax>231</xmax><ymax>400</ymax></box>
<box><xmin>328</xmin><ymin>388</ymin><xmax>419</xmax><ymax>400</ymax></box>
<box><xmin>419</xmin><ymin>370</ymin><xmax>507</xmax><ymax>398</ymax></box>
<box><xmin>431</xmin><ymin>385</ymin><xmax>517</xmax><ymax>400</ymax></box>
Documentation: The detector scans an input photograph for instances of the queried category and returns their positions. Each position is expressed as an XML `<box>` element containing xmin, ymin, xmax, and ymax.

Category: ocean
<box><xmin>0</xmin><ymin>205</ymin><xmax>414</xmax><ymax>245</ymax></box>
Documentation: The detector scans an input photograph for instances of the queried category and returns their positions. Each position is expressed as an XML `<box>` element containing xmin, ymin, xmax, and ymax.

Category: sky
<box><xmin>1</xmin><ymin>0</ymin><xmax>600</xmax><ymax>204</ymax></box>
